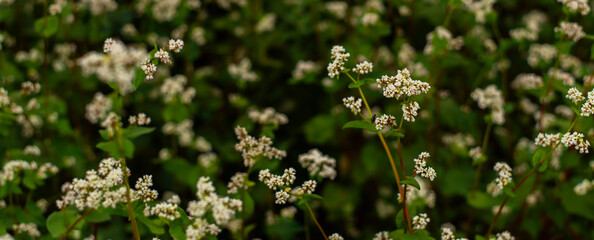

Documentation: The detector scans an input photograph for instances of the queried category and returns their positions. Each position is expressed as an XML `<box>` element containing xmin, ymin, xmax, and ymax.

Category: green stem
<box><xmin>114</xmin><ymin>121</ymin><xmax>140</xmax><ymax>240</ymax></box>
<box><xmin>63</xmin><ymin>209</ymin><xmax>93</xmax><ymax>238</ymax></box>
<box><xmin>304</xmin><ymin>202</ymin><xmax>328</xmax><ymax>240</ymax></box>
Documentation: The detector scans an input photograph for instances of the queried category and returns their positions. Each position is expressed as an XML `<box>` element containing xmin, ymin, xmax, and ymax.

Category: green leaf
<box><xmin>475</xmin><ymin>235</ymin><xmax>487</xmax><ymax>240</ymax></box>
<box><xmin>96</xmin><ymin>139</ymin><xmax>135</xmax><ymax>158</ymax></box>
<box><xmin>466</xmin><ymin>192</ymin><xmax>498</xmax><ymax>209</ymax></box>
<box><xmin>138</xmin><ymin>216</ymin><xmax>165</xmax><ymax>235</ymax></box>
<box><xmin>46</xmin><ymin>210</ymin><xmax>80</xmax><ymax>238</ymax></box>
<box><xmin>384</xmin><ymin>130</ymin><xmax>405</xmax><ymax>138</ymax></box>
<box><xmin>591</xmin><ymin>44</ymin><xmax>594</xmax><ymax>60</ymax></box>
<box><xmin>348</xmin><ymin>81</ymin><xmax>366</xmax><ymax>89</ymax></box>
<box><xmin>133</xmin><ymin>68</ymin><xmax>145</xmax><ymax>90</ymax></box>
<box><xmin>242</xmin><ymin>193</ymin><xmax>254</xmax><ymax>219</ymax></box>
<box><xmin>34</xmin><ymin>16</ymin><xmax>59</xmax><ymax>37</ymax></box>
<box><xmin>168</xmin><ymin>220</ymin><xmax>186</xmax><ymax>240</ymax></box>
<box><xmin>472</xmin><ymin>156</ymin><xmax>487</xmax><ymax>165</ymax></box>
<box><xmin>123</xmin><ymin>126</ymin><xmax>155</xmax><ymax>139</ymax></box>
<box><xmin>343</xmin><ymin>120</ymin><xmax>378</xmax><ymax>132</ymax></box>
<box><xmin>85</xmin><ymin>210</ymin><xmax>110</xmax><ymax>223</ymax></box>
<box><xmin>99</xmin><ymin>130</ymin><xmax>111</xmax><ymax>140</ymax></box>
<box><xmin>503</xmin><ymin>185</ymin><xmax>516</xmax><ymax>198</ymax></box>
<box><xmin>22</xmin><ymin>171</ymin><xmax>37</xmax><ymax>190</ymax></box>
<box><xmin>531</xmin><ymin>149</ymin><xmax>546</xmax><ymax>170</ymax></box>
<box><xmin>401</xmin><ymin>177</ymin><xmax>421</xmax><ymax>190</ymax></box>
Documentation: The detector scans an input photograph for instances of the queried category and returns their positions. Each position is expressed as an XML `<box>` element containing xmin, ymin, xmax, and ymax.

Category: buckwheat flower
<box><xmin>374</xmin><ymin>114</ymin><xmax>396</xmax><ymax>130</ymax></box>
<box><xmin>566</xmin><ymin>87</ymin><xmax>584</xmax><ymax>104</ymax></box>
<box><xmin>462</xmin><ymin>0</ymin><xmax>496</xmax><ymax>23</ymax></box>
<box><xmin>329</xmin><ymin>233</ymin><xmax>344</xmax><ymax>240</ymax></box>
<box><xmin>227</xmin><ymin>172</ymin><xmax>247</xmax><ymax>194</ymax></box>
<box><xmin>441</xmin><ymin>227</ymin><xmax>455</xmax><ymax>240</ymax></box>
<box><xmin>168</xmin><ymin>39</ymin><xmax>184</xmax><ymax>53</ymax></box>
<box><xmin>12</xmin><ymin>223</ymin><xmax>40</xmax><ymax>238</ymax></box>
<box><xmin>301</xmin><ymin>180</ymin><xmax>317</xmax><ymax>194</ymax></box>
<box><xmin>103</xmin><ymin>38</ymin><xmax>115</xmax><ymax>53</ymax></box>
<box><xmin>20</xmin><ymin>81</ymin><xmax>41</xmax><ymax>95</ymax></box>
<box><xmin>275</xmin><ymin>190</ymin><xmax>290</xmax><ymax>204</ymax></box>
<box><xmin>129</xmin><ymin>113</ymin><xmax>151</xmax><ymax>126</ymax></box>
<box><xmin>259</xmin><ymin>169</ymin><xmax>283</xmax><ymax>190</ymax></box>
<box><xmin>280</xmin><ymin>206</ymin><xmax>297</xmax><ymax>218</ymax></box>
<box><xmin>49</xmin><ymin>0</ymin><xmax>66</xmax><ymax>15</ymax></box>
<box><xmin>561</xmin><ymin>131</ymin><xmax>590</xmax><ymax>153</ymax></box>
<box><xmin>292</xmin><ymin>60</ymin><xmax>319</xmax><ymax>80</ymax></box>
<box><xmin>23</xmin><ymin>145</ymin><xmax>41</xmax><ymax>156</ymax></box>
<box><xmin>495</xmin><ymin>231</ymin><xmax>515</xmax><ymax>240</ymax></box>
<box><xmin>412</xmin><ymin>213</ymin><xmax>430</xmax><ymax>229</ymax></box>
<box><xmin>414</xmin><ymin>152</ymin><xmax>436</xmax><ymax>181</ymax></box>
<box><xmin>471</xmin><ymin>85</ymin><xmax>505</xmax><ymax>124</ymax></box>
<box><xmin>376</xmin><ymin>68</ymin><xmax>430</xmax><ymax>99</ymax></box>
<box><xmin>373</xmin><ymin>231</ymin><xmax>392</xmax><ymax>240</ymax></box>
<box><xmin>327</xmin><ymin>45</ymin><xmax>350</xmax><ymax>78</ymax></box>
<box><xmin>134</xmin><ymin>175</ymin><xmax>158</xmax><ymax>202</ymax></box>
<box><xmin>511</xmin><ymin>73</ymin><xmax>543</xmax><ymax>90</ymax></box>
<box><xmin>527</xmin><ymin>44</ymin><xmax>557</xmax><ymax>67</ymax></box>
<box><xmin>228</xmin><ymin>58</ymin><xmax>258</xmax><ymax>82</ymax></box>
<box><xmin>574</xmin><ymin>179</ymin><xmax>592</xmax><ymax>195</ymax></box>
<box><xmin>0</xmin><ymin>88</ymin><xmax>9</xmax><ymax>106</ymax></box>
<box><xmin>581</xmin><ymin>90</ymin><xmax>594</xmax><ymax>116</ymax></box>
<box><xmin>326</xmin><ymin>2</ymin><xmax>347</xmax><ymax>19</ymax></box>
<box><xmin>140</xmin><ymin>59</ymin><xmax>157</xmax><ymax>80</ymax></box>
<box><xmin>151</xmin><ymin>202</ymin><xmax>180</xmax><ymax>221</ymax></box>
<box><xmin>469</xmin><ymin>146</ymin><xmax>483</xmax><ymax>160</ymax></box>
<box><xmin>353</xmin><ymin>61</ymin><xmax>373</xmax><ymax>74</ymax></box>
<box><xmin>548</xmin><ymin>69</ymin><xmax>575</xmax><ymax>86</ymax></box>
<box><xmin>235</xmin><ymin>126</ymin><xmax>286</xmax><ymax>167</ymax></box>
<box><xmin>555</xmin><ymin>22</ymin><xmax>585</xmax><ymax>41</ymax></box>
<box><xmin>558</xmin><ymin>0</ymin><xmax>590</xmax><ymax>15</ymax></box>
<box><xmin>402</xmin><ymin>101</ymin><xmax>420</xmax><ymax>122</ymax></box>
<box><xmin>255</xmin><ymin>13</ymin><xmax>276</xmax><ymax>33</ymax></box>
<box><xmin>80</xmin><ymin>0</ymin><xmax>117</xmax><ymax>15</ymax></box>
<box><xmin>247</xmin><ymin>107</ymin><xmax>288</xmax><ymax>125</ymax></box>
<box><xmin>155</xmin><ymin>49</ymin><xmax>171</xmax><ymax>64</ymax></box>
<box><xmin>298</xmin><ymin>149</ymin><xmax>337</xmax><ymax>180</ymax></box>
<box><xmin>535</xmin><ymin>133</ymin><xmax>561</xmax><ymax>147</ymax></box>
<box><xmin>493</xmin><ymin>162</ymin><xmax>512</xmax><ymax>189</ymax></box>
<box><xmin>342</xmin><ymin>96</ymin><xmax>362</xmax><ymax>115</ymax></box>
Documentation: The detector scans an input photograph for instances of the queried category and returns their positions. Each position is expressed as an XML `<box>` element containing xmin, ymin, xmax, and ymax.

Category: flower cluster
<box><xmin>566</xmin><ymin>88</ymin><xmax>584</xmax><ymax>104</ymax></box>
<box><xmin>376</xmin><ymin>68</ymin><xmax>430</xmax><ymax>99</ymax></box>
<box><xmin>258</xmin><ymin>168</ymin><xmax>318</xmax><ymax>204</ymax></box>
<box><xmin>462</xmin><ymin>0</ymin><xmax>496</xmax><ymax>23</ymax></box>
<box><xmin>511</xmin><ymin>73</ymin><xmax>543</xmax><ymax>90</ymax></box>
<box><xmin>580</xmin><ymin>89</ymin><xmax>594</xmax><ymax>116</ymax></box>
<box><xmin>574</xmin><ymin>179</ymin><xmax>593</xmax><ymax>195</ymax></box>
<box><xmin>557</xmin><ymin>0</ymin><xmax>590</xmax><ymax>15</ymax></box>
<box><xmin>352</xmin><ymin>61</ymin><xmax>373</xmax><ymax>75</ymax></box>
<box><xmin>168</xmin><ymin>39</ymin><xmax>184</xmax><ymax>52</ymax></box>
<box><xmin>342</xmin><ymin>96</ymin><xmax>363</xmax><ymax>115</ymax></box>
<box><xmin>160</xmin><ymin>75</ymin><xmax>196</xmax><ymax>104</ymax></box>
<box><xmin>402</xmin><ymin>101</ymin><xmax>420</xmax><ymax>122</ymax></box>
<box><xmin>128</xmin><ymin>113</ymin><xmax>151</xmax><ymax>126</ymax></box>
<box><xmin>509</xmin><ymin>11</ymin><xmax>546</xmax><ymax>41</ymax></box>
<box><xmin>247</xmin><ymin>107</ymin><xmax>289</xmax><ymax>125</ymax></box>
<box><xmin>535</xmin><ymin>133</ymin><xmax>560</xmax><ymax>147</ymax></box>
<box><xmin>12</xmin><ymin>223</ymin><xmax>41</xmax><ymax>238</ymax></box>
<box><xmin>423</xmin><ymin>26</ymin><xmax>464</xmax><ymax>55</ymax></box>
<box><xmin>471</xmin><ymin>85</ymin><xmax>505</xmax><ymax>125</ymax></box>
<box><xmin>228</xmin><ymin>58</ymin><xmax>258</xmax><ymax>82</ymax></box>
<box><xmin>103</xmin><ymin>38</ymin><xmax>115</xmax><ymax>53</ymax></box>
<box><xmin>414</xmin><ymin>152</ymin><xmax>436</xmax><ymax>181</ymax></box>
<box><xmin>548</xmin><ymin>68</ymin><xmax>575</xmax><ymax>86</ymax></box>
<box><xmin>329</xmin><ymin>233</ymin><xmax>344</xmax><ymax>240</ymax></box>
<box><xmin>149</xmin><ymin>202</ymin><xmax>180</xmax><ymax>221</ymax></box>
<box><xmin>155</xmin><ymin>49</ymin><xmax>172</xmax><ymax>64</ymax></box>
<box><xmin>140</xmin><ymin>59</ymin><xmax>157</xmax><ymax>80</ymax></box>
<box><xmin>0</xmin><ymin>160</ymin><xmax>58</xmax><ymax>185</ymax></box>
<box><xmin>555</xmin><ymin>22</ymin><xmax>585</xmax><ymax>41</ymax></box>
<box><xmin>441</xmin><ymin>227</ymin><xmax>468</xmax><ymax>240</ymax></box>
<box><xmin>372</xmin><ymin>231</ymin><xmax>392</xmax><ymax>240</ymax></box>
<box><xmin>292</xmin><ymin>60</ymin><xmax>319</xmax><ymax>80</ymax></box>
<box><xmin>298</xmin><ymin>149</ymin><xmax>337</xmax><ymax>180</ymax></box>
<box><xmin>494</xmin><ymin>231</ymin><xmax>516</xmax><ymax>240</ymax></box>
<box><xmin>227</xmin><ymin>172</ymin><xmax>247</xmax><ymax>194</ymax></box>
<box><xmin>374</xmin><ymin>114</ymin><xmax>397</xmax><ymax>130</ymax></box>
<box><xmin>327</xmin><ymin>45</ymin><xmax>350</xmax><ymax>78</ymax></box>
<box><xmin>134</xmin><ymin>175</ymin><xmax>158</xmax><ymax>202</ymax></box>
<box><xmin>561</xmin><ymin>131</ymin><xmax>590</xmax><ymax>154</ymax></box>
<box><xmin>187</xmin><ymin>177</ymin><xmax>242</xmax><ymax>230</ymax></box>
<box><xmin>493</xmin><ymin>162</ymin><xmax>513</xmax><ymax>189</ymax></box>
<box><xmin>412</xmin><ymin>213</ymin><xmax>430</xmax><ymax>230</ymax></box>
<box><xmin>162</xmin><ymin>119</ymin><xmax>195</xmax><ymax>146</ymax></box>
<box><xmin>527</xmin><ymin>44</ymin><xmax>557</xmax><ymax>67</ymax></box>
<box><xmin>234</xmin><ymin>126</ymin><xmax>286</xmax><ymax>167</ymax></box>
<box><xmin>186</xmin><ymin>218</ymin><xmax>222</xmax><ymax>240</ymax></box>
<box><xmin>56</xmin><ymin>158</ymin><xmax>127</xmax><ymax>210</ymax></box>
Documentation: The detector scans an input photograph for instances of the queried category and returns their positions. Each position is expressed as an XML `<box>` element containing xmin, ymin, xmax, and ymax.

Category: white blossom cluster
<box><xmin>160</xmin><ymin>75</ymin><xmax>196</xmax><ymax>104</ymax></box>
<box><xmin>128</xmin><ymin>113</ymin><xmax>151</xmax><ymax>126</ymax></box>
<box><xmin>561</xmin><ymin>131</ymin><xmax>590</xmax><ymax>153</ymax></box>
<box><xmin>412</xmin><ymin>213</ymin><xmax>430</xmax><ymax>230</ymax></box>
<box><xmin>398</xmin><ymin>177</ymin><xmax>436</xmax><ymax>208</ymax></box>
<box><xmin>234</xmin><ymin>126</ymin><xmax>287</xmax><ymax>167</ymax></box>
<box><xmin>511</xmin><ymin>73</ymin><xmax>543</xmax><ymax>90</ymax></box>
<box><xmin>227</xmin><ymin>172</ymin><xmax>247</xmax><ymax>194</ymax></box>
<box><xmin>298</xmin><ymin>149</ymin><xmax>337</xmax><ymax>180</ymax></box>
<box><xmin>376</xmin><ymin>68</ymin><xmax>430</xmax><ymax>99</ymax></box>
<box><xmin>292</xmin><ymin>60</ymin><xmax>319</xmax><ymax>80</ymax></box>
<box><xmin>0</xmin><ymin>160</ymin><xmax>58</xmax><ymax>185</ymax></box>
<box><xmin>469</xmin><ymin>146</ymin><xmax>483</xmax><ymax>160</ymax></box>
<box><xmin>168</xmin><ymin>39</ymin><xmax>184</xmax><ymax>53</ymax></box>
<box><xmin>493</xmin><ymin>162</ymin><xmax>513</xmax><ymax>189</ymax></box>
<box><xmin>414</xmin><ymin>152</ymin><xmax>436</xmax><ymax>181</ymax></box>
<box><xmin>527</xmin><ymin>44</ymin><xmax>557</xmax><ymax>67</ymax></box>
<box><xmin>163</xmin><ymin>119</ymin><xmax>195</xmax><ymax>146</ymax></box>
<box><xmin>423</xmin><ymin>26</ymin><xmax>464</xmax><ymax>55</ymax></box>
<box><xmin>494</xmin><ymin>231</ymin><xmax>516</xmax><ymax>240</ymax></box>
<box><xmin>329</xmin><ymin>233</ymin><xmax>344</xmax><ymax>240</ymax></box>
<box><xmin>352</xmin><ymin>61</ymin><xmax>373</xmax><ymax>75</ymax></box>
<box><xmin>374</xmin><ymin>114</ymin><xmax>396</xmax><ymax>130</ymax></box>
<box><xmin>187</xmin><ymin>177</ymin><xmax>242</xmax><ymax>227</ymax></box>
<box><xmin>579</xmin><ymin>89</ymin><xmax>594</xmax><ymax>116</ymax></box>
<box><xmin>12</xmin><ymin>223</ymin><xmax>40</xmax><ymax>238</ymax></box>
<box><xmin>342</xmin><ymin>96</ymin><xmax>362</xmax><ymax>115</ymax></box>
<box><xmin>23</xmin><ymin>145</ymin><xmax>41</xmax><ymax>156</ymax></box>
<box><xmin>247</xmin><ymin>107</ymin><xmax>289</xmax><ymax>125</ymax></box>
<box><xmin>186</xmin><ymin>218</ymin><xmax>222</xmax><ymax>240</ymax></box>
<box><xmin>228</xmin><ymin>58</ymin><xmax>258</xmax><ymax>82</ymax></box>
<box><xmin>255</xmin><ymin>13</ymin><xmax>277</xmax><ymax>33</ymax></box>
<box><xmin>148</xmin><ymin>202</ymin><xmax>180</xmax><ymax>221</ymax></box>
<box><xmin>80</xmin><ymin>0</ymin><xmax>117</xmax><ymax>15</ymax></box>
<box><xmin>509</xmin><ymin>11</ymin><xmax>547</xmax><ymax>41</ymax></box>
<box><xmin>0</xmin><ymin>88</ymin><xmax>9</xmax><ymax>106</ymax></box>
<box><xmin>259</xmin><ymin>168</ymin><xmax>318</xmax><ymax>204</ymax></box>
<box><xmin>325</xmin><ymin>2</ymin><xmax>347</xmax><ymax>19</ymax></box>
<box><xmin>461</xmin><ymin>0</ymin><xmax>496</xmax><ymax>23</ymax></box>
<box><xmin>327</xmin><ymin>45</ymin><xmax>350</xmax><ymax>78</ymax></box>
<box><xmin>78</xmin><ymin>39</ymin><xmax>147</xmax><ymax>94</ymax></box>
<box><xmin>557</xmin><ymin>0</ymin><xmax>590</xmax><ymax>15</ymax></box>
<box><xmin>402</xmin><ymin>101</ymin><xmax>420</xmax><ymax>122</ymax></box>
<box><xmin>56</xmin><ymin>158</ymin><xmax>128</xmax><ymax>210</ymax></box>
<box><xmin>441</xmin><ymin>227</ymin><xmax>468</xmax><ymax>240</ymax></box>
<box><xmin>49</xmin><ymin>0</ymin><xmax>66</xmax><ymax>15</ymax></box>
<box><xmin>372</xmin><ymin>231</ymin><xmax>392</xmax><ymax>240</ymax></box>
<box><xmin>548</xmin><ymin>68</ymin><xmax>575</xmax><ymax>86</ymax></box>
<box><xmin>574</xmin><ymin>179</ymin><xmax>593</xmax><ymax>195</ymax></box>
<box><xmin>20</xmin><ymin>81</ymin><xmax>41</xmax><ymax>95</ymax></box>
<box><xmin>471</xmin><ymin>85</ymin><xmax>505</xmax><ymax>125</ymax></box>
<box><xmin>555</xmin><ymin>22</ymin><xmax>585</xmax><ymax>41</ymax></box>
<box><xmin>85</xmin><ymin>92</ymin><xmax>112</xmax><ymax>124</ymax></box>
<box><xmin>134</xmin><ymin>175</ymin><xmax>158</xmax><ymax>202</ymax></box>
<box><xmin>442</xmin><ymin>132</ymin><xmax>476</xmax><ymax>149</ymax></box>
<box><xmin>103</xmin><ymin>38</ymin><xmax>115</xmax><ymax>53</ymax></box>
<box><xmin>566</xmin><ymin>87</ymin><xmax>584</xmax><ymax>104</ymax></box>
<box><xmin>535</xmin><ymin>133</ymin><xmax>561</xmax><ymax>147</ymax></box>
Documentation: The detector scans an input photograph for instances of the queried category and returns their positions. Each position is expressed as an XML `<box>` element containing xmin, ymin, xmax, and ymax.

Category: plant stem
<box><xmin>114</xmin><ymin>123</ymin><xmax>140</xmax><ymax>240</ymax></box>
<box><xmin>304</xmin><ymin>202</ymin><xmax>328</xmax><ymax>240</ymax></box>
<box><xmin>345</xmin><ymin>73</ymin><xmax>413</xmax><ymax>233</ymax></box>
<box><xmin>63</xmin><ymin>209</ymin><xmax>93</xmax><ymax>238</ymax></box>
<box><xmin>486</xmin><ymin>116</ymin><xmax>578</xmax><ymax>238</ymax></box>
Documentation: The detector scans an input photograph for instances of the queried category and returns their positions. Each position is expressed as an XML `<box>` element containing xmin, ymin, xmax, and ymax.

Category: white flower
<box><xmin>555</xmin><ymin>22</ymin><xmax>585</xmax><ymax>41</ymax></box>
<box><xmin>402</xmin><ymin>101</ymin><xmax>420</xmax><ymax>122</ymax></box>
<box><xmin>327</xmin><ymin>45</ymin><xmax>350</xmax><ymax>78</ymax></box>
<box><xmin>561</xmin><ymin>132</ymin><xmax>590</xmax><ymax>154</ymax></box>
<box><xmin>376</xmin><ymin>68</ymin><xmax>430</xmax><ymax>99</ymax></box>
<box><xmin>275</xmin><ymin>190</ymin><xmax>290</xmax><ymax>204</ymax></box>
<box><xmin>412</xmin><ymin>213</ymin><xmax>430</xmax><ymax>229</ymax></box>
<box><xmin>329</xmin><ymin>233</ymin><xmax>344</xmax><ymax>240</ymax></box>
<box><xmin>471</xmin><ymin>85</ymin><xmax>505</xmax><ymax>125</ymax></box>
<box><xmin>495</xmin><ymin>231</ymin><xmax>515</xmax><ymax>240</ymax></box>
<box><xmin>342</xmin><ymin>96</ymin><xmax>362</xmax><ymax>115</ymax></box>
<box><xmin>167</xmin><ymin>39</ymin><xmax>184</xmax><ymax>53</ymax></box>
<box><xmin>298</xmin><ymin>149</ymin><xmax>337</xmax><ymax>180</ymax></box>
<box><xmin>581</xmin><ymin>89</ymin><xmax>594</xmax><ymax>116</ymax></box>
<box><xmin>493</xmin><ymin>162</ymin><xmax>513</xmax><ymax>189</ymax></box>
<box><xmin>103</xmin><ymin>38</ymin><xmax>115</xmax><ymax>53</ymax></box>
<box><xmin>535</xmin><ymin>133</ymin><xmax>561</xmax><ymax>147</ymax></box>
<box><xmin>574</xmin><ymin>179</ymin><xmax>593</xmax><ymax>195</ymax></box>
<box><xmin>352</xmin><ymin>61</ymin><xmax>373</xmax><ymax>74</ymax></box>
<box><xmin>558</xmin><ymin>0</ymin><xmax>590</xmax><ymax>15</ymax></box>
<box><xmin>566</xmin><ymin>87</ymin><xmax>584</xmax><ymax>104</ymax></box>
<box><xmin>511</xmin><ymin>73</ymin><xmax>543</xmax><ymax>90</ymax></box>
<box><xmin>414</xmin><ymin>152</ymin><xmax>436</xmax><ymax>181</ymax></box>
<box><xmin>374</xmin><ymin>114</ymin><xmax>396</xmax><ymax>130</ymax></box>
